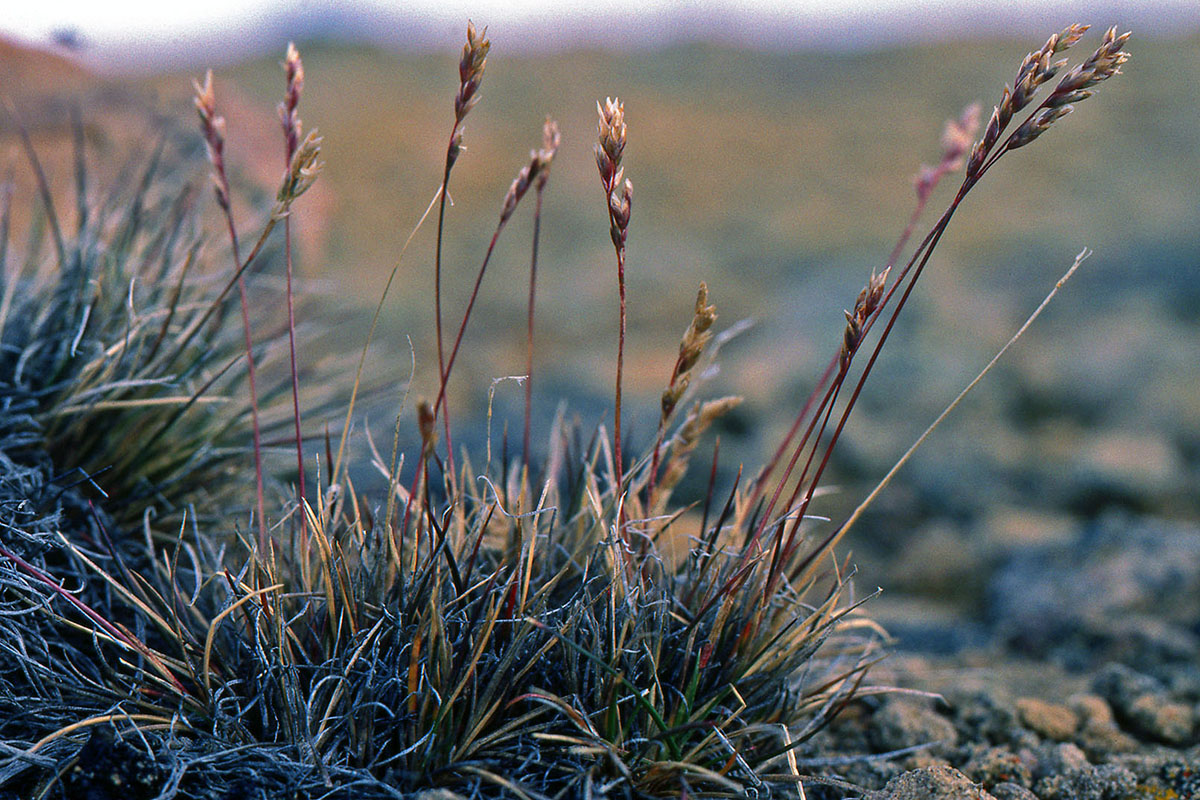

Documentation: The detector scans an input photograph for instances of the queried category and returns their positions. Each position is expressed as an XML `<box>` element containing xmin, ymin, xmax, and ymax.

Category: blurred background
<box><xmin>3</xmin><ymin>1</ymin><xmax>1198</xmax><ymax>623</ymax></box>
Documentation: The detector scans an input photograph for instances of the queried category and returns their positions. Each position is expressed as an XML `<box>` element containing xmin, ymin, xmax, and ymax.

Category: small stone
<box><xmin>990</xmin><ymin>784</ymin><xmax>1038</xmax><ymax>800</ymax></box>
<box><xmin>1076</xmin><ymin>719</ymin><xmax>1140</xmax><ymax>756</ymax></box>
<box><xmin>869</xmin><ymin>698</ymin><xmax>959</xmax><ymax>752</ymax></box>
<box><xmin>1034</xmin><ymin>763</ymin><xmax>1138</xmax><ymax>800</ymax></box>
<box><xmin>1128</xmin><ymin>694</ymin><xmax>1195</xmax><ymax>745</ymax></box>
<box><xmin>1032</xmin><ymin>742</ymin><xmax>1091</xmax><ymax>780</ymax></box>
<box><xmin>874</xmin><ymin>765</ymin><xmax>998</xmax><ymax>800</ymax></box>
<box><xmin>961</xmin><ymin>746</ymin><xmax>1033</xmax><ymax>789</ymax></box>
<box><xmin>1017</xmin><ymin>697</ymin><xmax>1079</xmax><ymax>742</ymax></box>
<box><xmin>1051</xmin><ymin>742</ymin><xmax>1090</xmax><ymax>774</ymax></box>
<box><xmin>1067</xmin><ymin>694</ymin><xmax>1114</xmax><ymax>728</ymax></box>
<box><xmin>1096</xmin><ymin>663</ymin><xmax>1198</xmax><ymax>745</ymax></box>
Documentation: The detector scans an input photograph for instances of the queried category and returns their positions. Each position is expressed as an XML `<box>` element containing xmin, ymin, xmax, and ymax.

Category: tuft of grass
<box><xmin>0</xmin><ymin>23</ymin><xmax>1128</xmax><ymax>799</ymax></box>
<box><xmin>0</xmin><ymin>106</ymin><xmax>261</xmax><ymax>535</ymax></box>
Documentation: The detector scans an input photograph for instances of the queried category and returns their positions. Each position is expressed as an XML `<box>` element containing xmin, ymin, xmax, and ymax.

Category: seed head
<box><xmin>273</xmin><ymin>129</ymin><xmax>323</xmax><ymax>219</ymax></box>
<box><xmin>193</xmin><ymin>71</ymin><xmax>231</xmax><ymax>212</ymax></box>
<box><xmin>500</xmin><ymin>118</ymin><xmax>561</xmax><ymax>225</ymax></box>
<box><xmin>608</xmin><ymin>178</ymin><xmax>632</xmax><ymax>246</ymax></box>
<box><xmin>840</xmin><ymin>267</ymin><xmax>890</xmax><ymax>369</ymax></box>
<box><xmin>918</xmin><ymin>104</ymin><xmax>979</xmax><ymax>202</ymax></box>
<box><xmin>536</xmin><ymin>117</ymin><xmax>561</xmax><ymax>192</ymax></box>
<box><xmin>966</xmin><ymin>24</ymin><xmax>1128</xmax><ymax>180</ymax></box>
<box><xmin>279</xmin><ymin>42</ymin><xmax>305</xmax><ymax>160</ymax></box>
<box><xmin>455</xmin><ymin>22</ymin><xmax>490</xmax><ymax>123</ymax></box>
<box><xmin>595</xmin><ymin>97</ymin><xmax>627</xmax><ymax>189</ymax></box>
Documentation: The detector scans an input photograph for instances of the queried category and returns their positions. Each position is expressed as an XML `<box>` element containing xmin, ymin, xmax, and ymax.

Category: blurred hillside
<box><xmin>4</xmin><ymin>30</ymin><xmax>1198</xmax><ymax>589</ymax></box>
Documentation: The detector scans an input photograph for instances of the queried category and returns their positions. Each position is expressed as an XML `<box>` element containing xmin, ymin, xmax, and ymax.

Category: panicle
<box><xmin>455</xmin><ymin>21</ymin><xmax>490</xmax><ymax>123</ymax></box>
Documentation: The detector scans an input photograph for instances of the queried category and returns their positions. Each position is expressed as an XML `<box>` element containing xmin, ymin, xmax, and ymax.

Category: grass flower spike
<box><xmin>454</xmin><ymin>20</ymin><xmax>490</xmax><ymax>124</ymax></box>
<box><xmin>434</xmin><ymin>22</ymin><xmax>491</xmax><ymax>472</ymax></box>
<box><xmin>596</xmin><ymin>96</ymin><xmax>633</xmax><ymax>520</ymax></box>
<box><xmin>193</xmin><ymin>69</ymin><xmax>269</xmax><ymax>550</ymax></box>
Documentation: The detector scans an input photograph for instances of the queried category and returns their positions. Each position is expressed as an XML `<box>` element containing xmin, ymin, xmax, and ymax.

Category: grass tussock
<box><xmin>0</xmin><ymin>23</ymin><xmax>1128</xmax><ymax>799</ymax></box>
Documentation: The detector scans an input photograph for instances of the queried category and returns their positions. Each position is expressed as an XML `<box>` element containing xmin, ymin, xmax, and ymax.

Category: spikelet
<box><xmin>1009</xmin><ymin>26</ymin><xmax>1131</xmax><ymax>150</ymax></box>
<box><xmin>417</xmin><ymin>399</ymin><xmax>438</xmax><ymax>456</ymax></box>
<box><xmin>279</xmin><ymin>42</ymin><xmax>304</xmax><ymax>160</ymax></box>
<box><xmin>192</xmin><ymin>71</ymin><xmax>231</xmax><ymax>213</ymax></box>
<box><xmin>500</xmin><ymin>119</ymin><xmax>561</xmax><ymax>225</ymax></box>
<box><xmin>916</xmin><ymin>104</ymin><xmax>980</xmax><ymax>203</ymax></box>
<box><xmin>535</xmin><ymin>117</ymin><xmax>561</xmax><ymax>192</ymax></box>
<box><xmin>840</xmin><ymin>267</ymin><xmax>890</xmax><ymax>370</ymax></box>
<box><xmin>661</xmin><ymin>283</ymin><xmax>718</xmax><ymax>423</ymax></box>
<box><xmin>966</xmin><ymin>24</ymin><xmax>1099</xmax><ymax>179</ymax></box>
<box><xmin>272</xmin><ymin>130</ymin><xmax>323</xmax><ymax>220</ymax></box>
<box><xmin>596</xmin><ymin>97</ymin><xmax>632</xmax><ymax>247</ymax></box>
<box><xmin>454</xmin><ymin>21</ymin><xmax>490</xmax><ymax>124</ymax></box>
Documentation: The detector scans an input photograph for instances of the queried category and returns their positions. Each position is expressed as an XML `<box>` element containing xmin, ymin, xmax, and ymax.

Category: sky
<box><xmin>3</xmin><ymin>0</ymin><xmax>1195</xmax><ymax>67</ymax></box>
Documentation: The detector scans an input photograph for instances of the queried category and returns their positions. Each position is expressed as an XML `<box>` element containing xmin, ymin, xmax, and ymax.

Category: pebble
<box><xmin>1017</xmin><ymin>697</ymin><xmax>1080</xmax><ymax>742</ymax></box>
<box><xmin>872</xmin><ymin>765</ymin><xmax>998</xmax><ymax>800</ymax></box>
<box><xmin>1094</xmin><ymin>663</ymin><xmax>1198</xmax><ymax>745</ymax></box>
<box><xmin>990</xmin><ymin>784</ymin><xmax>1039</xmax><ymax>800</ymax></box>
<box><xmin>868</xmin><ymin>697</ymin><xmax>959</xmax><ymax>752</ymax></box>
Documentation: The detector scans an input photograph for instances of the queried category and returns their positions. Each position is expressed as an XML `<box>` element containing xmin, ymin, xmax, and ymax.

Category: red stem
<box><xmin>748</xmin><ymin>144</ymin><xmax>944</xmax><ymax>514</ymax></box>
<box><xmin>772</xmin><ymin>192</ymin><xmax>964</xmax><ymax>595</ymax></box>
<box><xmin>613</xmin><ymin>246</ymin><xmax>626</xmax><ymax>519</ymax></box>
<box><xmin>224</xmin><ymin>215</ymin><xmax>269</xmax><ymax>553</ymax></box>
<box><xmin>434</xmin><ymin>130</ymin><xmax>460</xmax><ymax>478</ymax></box>
<box><xmin>523</xmin><ymin>187</ymin><xmax>544</xmax><ymax>468</ymax></box>
<box><xmin>284</xmin><ymin>214</ymin><xmax>307</xmax><ymax>551</ymax></box>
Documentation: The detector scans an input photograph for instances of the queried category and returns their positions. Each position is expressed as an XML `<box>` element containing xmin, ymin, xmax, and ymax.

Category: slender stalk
<box><xmin>595</xmin><ymin>98</ymin><xmax>632</xmax><ymax>530</ymax></box>
<box><xmin>194</xmin><ymin>73</ymin><xmax>268</xmax><ymax>552</ymax></box>
<box><xmin>3</xmin><ymin>100</ymin><xmax>65</xmax><ymax>265</ymax></box>
<box><xmin>281</xmin><ymin>44</ymin><xmax>308</xmax><ymax>550</ymax></box>
<box><xmin>433</xmin><ymin>142</ymin><xmax>458</xmax><ymax>478</ymax></box>
<box><xmin>523</xmin><ymin>187</ymin><xmax>545</xmax><ymax>469</ymax></box>
<box><xmin>747</xmin><ymin>105</ymin><xmax>978</xmax><ymax>515</ymax></box>
<box><xmin>776</xmin><ymin>196</ymin><xmax>963</xmax><ymax>593</ymax></box>
<box><xmin>331</xmin><ymin>188</ymin><xmax>441</xmax><ymax>489</ymax></box>
<box><xmin>403</xmin><ymin>124</ymin><xmax>557</xmax><ymax>549</ymax></box>
<box><xmin>432</xmin><ymin>227</ymin><xmax>503</xmax><ymax>425</ymax></box>
<box><xmin>613</xmin><ymin>246</ymin><xmax>627</xmax><ymax>506</ymax></box>
<box><xmin>433</xmin><ymin>21</ymin><xmax>490</xmax><ymax>479</ymax></box>
<box><xmin>224</xmin><ymin>215</ymin><xmax>268</xmax><ymax>553</ymax></box>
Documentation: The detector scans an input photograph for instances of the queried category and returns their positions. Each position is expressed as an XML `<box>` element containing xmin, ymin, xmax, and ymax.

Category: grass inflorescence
<box><xmin>0</xmin><ymin>23</ymin><xmax>1128</xmax><ymax>799</ymax></box>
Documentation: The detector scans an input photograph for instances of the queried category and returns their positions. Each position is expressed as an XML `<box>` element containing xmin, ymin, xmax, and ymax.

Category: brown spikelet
<box><xmin>595</xmin><ymin>97</ymin><xmax>626</xmax><ymax>184</ymax></box>
<box><xmin>596</xmin><ymin>97</ymin><xmax>632</xmax><ymax>248</ymax></box>
<box><xmin>455</xmin><ymin>21</ymin><xmax>490</xmax><ymax>123</ymax></box>
<box><xmin>279</xmin><ymin>42</ymin><xmax>304</xmax><ymax>161</ymax></box>
<box><xmin>840</xmin><ymin>267</ymin><xmax>890</xmax><ymax>370</ymax></box>
<box><xmin>661</xmin><ymin>283</ymin><xmax>718</xmax><ymax>423</ymax></box>
<box><xmin>273</xmin><ymin>130</ymin><xmax>323</xmax><ymax>220</ymax></box>
<box><xmin>193</xmin><ymin>71</ymin><xmax>232</xmax><ymax>213</ymax></box>
<box><xmin>500</xmin><ymin>119</ymin><xmax>561</xmax><ymax>225</ymax></box>
<box><xmin>1009</xmin><ymin>26</ymin><xmax>1130</xmax><ymax>151</ymax></box>
<box><xmin>536</xmin><ymin>117</ymin><xmax>561</xmax><ymax>191</ymax></box>
<box><xmin>596</xmin><ymin>96</ymin><xmax>634</xmax><ymax>518</ymax></box>
<box><xmin>967</xmin><ymin>23</ymin><xmax>1097</xmax><ymax>179</ymax></box>
<box><xmin>417</xmin><ymin>399</ymin><xmax>438</xmax><ymax>456</ymax></box>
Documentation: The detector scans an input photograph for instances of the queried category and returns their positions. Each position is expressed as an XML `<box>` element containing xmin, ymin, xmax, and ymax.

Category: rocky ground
<box><xmin>798</xmin><ymin>513</ymin><xmax>1200</xmax><ymax>799</ymax></box>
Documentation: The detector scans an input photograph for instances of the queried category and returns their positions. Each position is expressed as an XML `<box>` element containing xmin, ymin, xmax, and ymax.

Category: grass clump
<box><xmin>0</xmin><ymin>23</ymin><xmax>1128</xmax><ymax>799</ymax></box>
